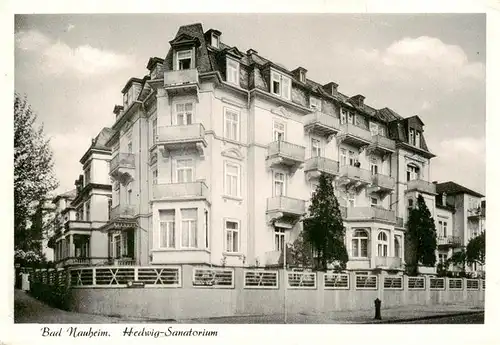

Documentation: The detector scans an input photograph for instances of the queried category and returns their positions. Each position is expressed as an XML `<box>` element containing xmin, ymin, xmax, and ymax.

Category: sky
<box><xmin>14</xmin><ymin>13</ymin><xmax>486</xmax><ymax>196</ymax></box>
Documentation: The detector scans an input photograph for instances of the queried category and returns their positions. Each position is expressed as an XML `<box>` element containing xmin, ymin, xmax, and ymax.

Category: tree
<box><xmin>302</xmin><ymin>173</ymin><xmax>348</xmax><ymax>271</ymax></box>
<box><xmin>466</xmin><ymin>231</ymin><xmax>485</xmax><ymax>266</ymax></box>
<box><xmin>14</xmin><ymin>93</ymin><xmax>58</xmax><ymax>252</ymax></box>
<box><xmin>406</xmin><ymin>194</ymin><xmax>437</xmax><ymax>275</ymax></box>
<box><xmin>446</xmin><ymin>250</ymin><xmax>467</xmax><ymax>276</ymax></box>
<box><xmin>289</xmin><ymin>231</ymin><xmax>313</xmax><ymax>268</ymax></box>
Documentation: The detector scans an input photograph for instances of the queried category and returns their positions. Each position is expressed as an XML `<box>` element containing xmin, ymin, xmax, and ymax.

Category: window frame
<box><xmin>224</xmin><ymin>107</ymin><xmax>240</xmax><ymax>141</ymax></box>
<box><xmin>180</xmin><ymin>208</ymin><xmax>198</xmax><ymax>249</ymax></box>
<box><xmin>352</xmin><ymin>229</ymin><xmax>369</xmax><ymax>258</ymax></box>
<box><xmin>175</xmin><ymin>49</ymin><xmax>193</xmax><ymax>70</ymax></box>
<box><xmin>273</xmin><ymin>120</ymin><xmax>286</xmax><ymax>141</ymax></box>
<box><xmin>158</xmin><ymin>210</ymin><xmax>176</xmax><ymax>249</ymax></box>
<box><xmin>84</xmin><ymin>200</ymin><xmax>91</xmax><ymax>221</ymax></box>
<box><xmin>224</xmin><ymin>161</ymin><xmax>241</xmax><ymax>197</ymax></box>
<box><xmin>176</xmin><ymin>158</ymin><xmax>194</xmax><ymax>183</ymax></box>
<box><xmin>273</xmin><ymin>171</ymin><xmax>286</xmax><ymax>197</ymax></box>
<box><xmin>275</xmin><ymin>227</ymin><xmax>286</xmax><ymax>252</ymax></box>
<box><xmin>377</xmin><ymin>231</ymin><xmax>388</xmax><ymax>257</ymax></box>
<box><xmin>226</xmin><ymin>58</ymin><xmax>240</xmax><ymax>85</ymax></box>
<box><xmin>174</xmin><ymin>102</ymin><xmax>194</xmax><ymax>125</ymax></box>
<box><xmin>310</xmin><ymin>96</ymin><xmax>322</xmax><ymax>111</ymax></box>
<box><xmin>270</xmin><ymin>69</ymin><xmax>291</xmax><ymax>100</ymax></box>
<box><xmin>311</xmin><ymin>137</ymin><xmax>322</xmax><ymax>157</ymax></box>
<box><xmin>211</xmin><ymin>33</ymin><xmax>220</xmax><ymax>48</ymax></box>
<box><xmin>224</xmin><ymin>219</ymin><xmax>240</xmax><ymax>253</ymax></box>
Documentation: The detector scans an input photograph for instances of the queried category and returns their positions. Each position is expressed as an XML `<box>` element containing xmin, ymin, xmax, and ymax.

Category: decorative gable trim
<box><xmin>271</xmin><ymin>106</ymin><xmax>291</xmax><ymax>119</ymax></box>
<box><xmin>221</xmin><ymin>147</ymin><xmax>244</xmax><ymax>161</ymax></box>
<box><xmin>221</xmin><ymin>97</ymin><xmax>245</xmax><ymax>108</ymax></box>
<box><xmin>169</xmin><ymin>33</ymin><xmax>201</xmax><ymax>48</ymax></box>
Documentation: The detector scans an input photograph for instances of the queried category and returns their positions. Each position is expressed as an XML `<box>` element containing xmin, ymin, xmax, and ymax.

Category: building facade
<box><xmin>98</xmin><ymin>23</ymin><xmax>446</xmax><ymax>274</ymax></box>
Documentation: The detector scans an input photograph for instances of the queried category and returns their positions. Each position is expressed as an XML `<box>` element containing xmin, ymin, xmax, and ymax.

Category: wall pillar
<box><xmin>69</xmin><ymin>234</ymin><xmax>74</xmax><ymax>257</ymax></box>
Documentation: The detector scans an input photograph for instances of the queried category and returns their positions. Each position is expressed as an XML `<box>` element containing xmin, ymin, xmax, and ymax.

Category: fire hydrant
<box><xmin>374</xmin><ymin>298</ymin><xmax>382</xmax><ymax>320</ymax></box>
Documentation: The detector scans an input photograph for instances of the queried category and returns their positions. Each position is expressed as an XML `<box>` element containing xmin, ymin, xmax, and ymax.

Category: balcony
<box><xmin>164</xmin><ymin>69</ymin><xmax>199</xmax><ymax>97</ymax></box>
<box><xmin>266</xmin><ymin>196</ymin><xmax>306</xmax><ymax>225</ymax></box>
<box><xmin>336</xmin><ymin>124</ymin><xmax>372</xmax><ymax>149</ymax></box>
<box><xmin>343</xmin><ymin>206</ymin><xmax>396</xmax><ymax>223</ymax></box>
<box><xmin>109</xmin><ymin>153</ymin><xmax>135</xmax><ymax>185</ymax></box>
<box><xmin>374</xmin><ymin>256</ymin><xmax>403</xmax><ymax>270</ymax></box>
<box><xmin>366</xmin><ymin>135</ymin><xmax>396</xmax><ymax>156</ymax></box>
<box><xmin>336</xmin><ymin>165</ymin><xmax>372</xmax><ymax>190</ymax></box>
<box><xmin>156</xmin><ymin>124</ymin><xmax>207</xmax><ymax>157</ymax></box>
<box><xmin>152</xmin><ymin>181</ymin><xmax>209</xmax><ymax>202</ymax></box>
<box><xmin>304</xmin><ymin>157</ymin><xmax>339</xmax><ymax>180</ymax></box>
<box><xmin>367</xmin><ymin>173</ymin><xmax>395</xmax><ymax>196</ymax></box>
<box><xmin>303</xmin><ymin>111</ymin><xmax>340</xmax><ymax>139</ymax></box>
<box><xmin>57</xmin><ymin>257</ymin><xmax>109</xmax><ymax>268</ymax></box>
<box><xmin>65</xmin><ymin>220</ymin><xmax>92</xmax><ymax>232</ymax></box>
<box><xmin>406</xmin><ymin>179</ymin><xmax>437</xmax><ymax>195</ymax></box>
<box><xmin>467</xmin><ymin>207</ymin><xmax>485</xmax><ymax>219</ymax></box>
<box><xmin>110</xmin><ymin>204</ymin><xmax>137</xmax><ymax>220</ymax></box>
<box><xmin>266</xmin><ymin>141</ymin><xmax>305</xmax><ymax>172</ymax></box>
<box><xmin>437</xmin><ymin>236</ymin><xmax>462</xmax><ymax>248</ymax></box>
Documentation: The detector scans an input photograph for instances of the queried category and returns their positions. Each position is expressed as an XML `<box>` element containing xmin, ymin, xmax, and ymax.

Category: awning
<box><xmin>99</xmin><ymin>219</ymin><xmax>137</xmax><ymax>232</ymax></box>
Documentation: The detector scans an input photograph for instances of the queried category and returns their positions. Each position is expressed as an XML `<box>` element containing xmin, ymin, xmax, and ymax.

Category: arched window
<box><xmin>377</xmin><ymin>231</ymin><xmax>388</xmax><ymax>257</ymax></box>
<box><xmin>406</xmin><ymin>164</ymin><xmax>420</xmax><ymax>182</ymax></box>
<box><xmin>352</xmin><ymin>230</ymin><xmax>369</xmax><ymax>258</ymax></box>
<box><xmin>394</xmin><ymin>236</ymin><xmax>401</xmax><ymax>258</ymax></box>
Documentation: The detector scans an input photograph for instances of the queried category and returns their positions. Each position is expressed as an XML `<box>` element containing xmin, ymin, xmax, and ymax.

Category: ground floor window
<box><xmin>225</xmin><ymin>219</ymin><xmax>240</xmax><ymax>253</ymax></box>
<box><xmin>275</xmin><ymin>228</ymin><xmax>286</xmax><ymax>252</ymax></box>
<box><xmin>352</xmin><ymin>229</ymin><xmax>369</xmax><ymax>258</ymax></box>
<box><xmin>110</xmin><ymin>232</ymin><xmax>128</xmax><ymax>258</ymax></box>
<box><xmin>377</xmin><ymin>231</ymin><xmax>388</xmax><ymax>257</ymax></box>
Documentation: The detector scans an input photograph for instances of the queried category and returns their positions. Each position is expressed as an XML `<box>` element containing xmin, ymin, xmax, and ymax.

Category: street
<box><xmin>401</xmin><ymin>313</ymin><xmax>484</xmax><ymax>324</ymax></box>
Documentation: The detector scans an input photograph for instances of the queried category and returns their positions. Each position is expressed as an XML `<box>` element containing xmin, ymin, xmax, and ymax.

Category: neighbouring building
<box><xmin>49</xmin><ymin>128</ymin><xmax>113</xmax><ymax>267</ymax></box>
<box><xmin>98</xmin><ymin>22</ymin><xmax>445</xmax><ymax>274</ymax></box>
<box><xmin>435</xmin><ymin>181</ymin><xmax>485</xmax><ymax>276</ymax></box>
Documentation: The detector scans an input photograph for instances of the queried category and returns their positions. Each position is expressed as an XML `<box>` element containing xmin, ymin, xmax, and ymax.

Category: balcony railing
<box><xmin>156</xmin><ymin>123</ymin><xmax>206</xmax><ymax>145</ymax></box>
<box><xmin>267</xmin><ymin>196</ymin><xmax>306</xmax><ymax>216</ymax></box>
<box><xmin>65</xmin><ymin>220</ymin><xmax>92</xmax><ymax>231</ymax></box>
<box><xmin>110</xmin><ymin>153</ymin><xmax>135</xmax><ymax>172</ymax></box>
<box><xmin>467</xmin><ymin>207</ymin><xmax>485</xmax><ymax>218</ymax></box>
<box><xmin>339</xmin><ymin>124</ymin><xmax>373</xmax><ymax>143</ymax></box>
<box><xmin>304</xmin><ymin>112</ymin><xmax>340</xmax><ymax>136</ymax></box>
<box><xmin>371</xmin><ymin>173</ymin><xmax>395</xmax><ymax>190</ymax></box>
<box><xmin>406</xmin><ymin>179</ymin><xmax>436</xmax><ymax>194</ymax></box>
<box><xmin>152</xmin><ymin>181</ymin><xmax>209</xmax><ymax>201</ymax></box>
<box><xmin>164</xmin><ymin>69</ymin><xmax>199</xmax><ymax>86</ymax></box>
<box><xmin>343</xmin><ymin>206</ymin><xmax>396</xmax><ymax>223</ymax></box>
<box><xmin>437</xmin><ymin>236</ymin><xmax>462</xmax><ymax>247</ymax></box>
<box><xmin>110</xmin><ymin>204</ymin><xmax>137</xmax><ymax>220</ymax></box>
<box><xmin>304</xmin><ymin>157</ymin><xmax>339</xmax><ymax>176</ymax></box>
<box><xmin>371</xmin><ymin>135</ymin><xmax>396</xmax><ymax>151</ymax></box>
<box><xmin>338</xmin><ymin>165</ymin><xmax>372</xmax><ymax>184</ymax></box>
<box><xmin>374</xmin><ymin>256</ymin><xmax>402</xmax><ymax>269</ymax></box>
<box><xmin>267</xmin><ymin>141</ymin><xmax>305</xmax><ymax>162</ymax></box>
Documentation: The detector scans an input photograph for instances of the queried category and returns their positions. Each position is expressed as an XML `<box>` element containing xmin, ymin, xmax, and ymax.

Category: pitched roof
<box><xmin>52</xmin><ymin>189</ymin><xmax>77</xmax><ymax>203</ymax></box>
<box><xmin>435</xmin><ymin>181</ymin><xmax>484</xmax><ymax>198</ymax></box>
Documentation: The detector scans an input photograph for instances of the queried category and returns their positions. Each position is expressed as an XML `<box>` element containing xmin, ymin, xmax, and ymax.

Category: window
<box><xmin>273</xmin><ymin>121</ymin><xmax>285</xmax><ymax>141</ymax></box>
<box><xmin>340</xmin><ymin>108</ymin><xmax>347</xmax><ymax>124</ymax></box>
<box><xmin>84</xmin><ymin>200</ymin><xmax>91</xmax><ymax>221</ymax></box>
<box><xmin>377</xmin><ymin>231</ymin><xmax>388</xmax><ymax>257</ymax></box>
<box><xmin>340</xmin><ymin>148</ymin><xmax>347</xmax><ymax>166</ymax></box>
<box><xmin>211</xmin><ymin>33</ymin><xmax>220</xmax><ymax>48</ymax></box>
<box><xmin>225</xmin><ymin>220</ymin><xmax>239</xmax><ymax>253</ymax></box>
<box><xmin>370</xmin><ymin>157</ymin><xmax>379</xmax><ymax>175</ymax></box>
<box><xmin>76</xmin><ymin>206</ymin><xmax>83</xmax><ymax>221</ymax></box>
<box><xmin>443</xmin><ymin>221</ymin><xmax>448</xmax><ymax>237</ymax></box>
<box><xmin>371</xmin><ymin>197</ymin><xmax>378</xmax><ymax>206</ymax></box>
<box><xmin>406</xmin><ymin>164</ymin><xmax>420</xmax><ymax>181</ymax></box>
<box><xmin>226</xmin><ymin>58</ymin><xmax>239</xmax><ymax>85</ymax></box>
<box><xmin>224</xmin><ymin>162</ymin><xmax>240</xmax><ymax>197</ymax></box>
<box><xmin>439</xmin><ymin>253</ymin><xmax>447</xmax><ymax>264</ymax></box>
<box><xmin>127</xmin><ymin>141</ymin><xmax>133</xmax><ymax>154</ymax></box>
<box><xmin>159</xmin><ymin>210</ymin><xmax>175</xmax><ymax>249</ymax></box>
<box><xmin>175</xmin><ymin>103</ymin><xmax>193</xmax><ymax>125</ymax></box>
<box><xmin>84</xmin><ymin>167</ymin><xmax>91</xmax><ymax>186</ymax></box>
<box><xmin>409</xmin><ymin>128</ymin><xmax>415</xmax><ymax>145</ymax></box>
<box><xmin>176</xmin><ymin>50</ymin><xmax>192</xmax><ymax>70</ymax></box>
<box><xmin>311</xmin><ymin>138</ymin><xmax>322</xmax><ymax>157</ymax></box>
<box><xmin>113</xmin><ymin>233</ymin><xmax>121</xmax><ymax>258</ymax></box>
<box><xmin>273</xmin><ymin>172</ymin><xmax>286</xmax><ymax>197</ymax></box>
<box><xmin>152</xmin><ymin>168</ymin><xmax>158</xmax><ymax>185</ymax></box>
<box><xmin>224</xmin><ymin>108</ymin><xmax>239</xmax><ymax>141</ymax></box>
<box><xmin>394</xmin><ymin>236</ymin><xmax>401</xmax><ymax>258</ymax></box>
<box><xmin>415</xmin><ymin>131</ymin><xmax>421</xmax><ymax>148</ymax></box>
<box><xmin>107</xmin><ymin>198</ymin><xmax>112</xmax><ymax>218</ymax></box>
<box><xmin>181</xmin><ymin>209</ymin><xmax>197</xmax><ymax>248</ymax></box>
<box><xmin>176</xmin><ymin>158</ymin><xmax>194</xmax><ymax>183</ymax></box>
<box><xmin>152</xmin><ymin>118</ymin><xmax>157</xmax><ymax>143</ymax></box>
<box><xmin>270</xmin><ymin>70</ymin><xmax>291</xmax><ymax>100</ymax></box>
<box><xmin>127</xmin><ymin>188</ymin><xmax>133</xmax><ymax>205</ymax></box>
<box><xmin>275</xmin><ymin>228</ymin><xmax>286</xmax><ymax>251</ymax></box>
<box><xmin>407</xmin><ymin>198</ymin><xmax>414</xmax><ymax>219</ymax></box>
<box><xmin>369</xmin><ymin>122</ymin><xmax>379</xmax><ymax>136</ymax></box>
<box><xmin>310</xmin><ymin>97</ymin><xmax>321</xmax><ymax>111</ymax></box>
<box><xmin>348</xmin><ymin>150</ymin><xmax>357</xmax><ymax>166</ymax></box>
<box><xmin>352</xmin><ymin>230</ymin><xmax>368</xmax><ymax>258</ymax></box>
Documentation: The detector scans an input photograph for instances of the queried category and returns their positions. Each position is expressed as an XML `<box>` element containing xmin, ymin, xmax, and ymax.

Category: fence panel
<box><xmin>244</xmin><ymin>270</ymin><xmax>279</xmax><ymax>289</ymax></box>
<box><xmin>482</xmin><ymin>279</ymin><xmax>485</xmax><ymax>290</ymax></box>
<box><xmin>466</xmin><ymin>279</ymin><xmax>479</xmax><ymax>290</ymax></box>
<box><xmin>355</xmin><ymin>274</ymin><xmax>378</xmax><ymax>290</ymax></box>
<box><xmin>324</xmin><ymin>273</ymin><xmax>349</xmax><ymax>290</ymax></box>
<box><xmin>407</xmin><ymin>277</ymin><xmax>425</xmax><ymax>290</ymax></box>
<box><xmin>430</xmin><ymin>277</ymin><xmax>445</xmax><ymax>290</ymax></box>
<box><xmin>137</xmin><ymin>267</ymin><xmax>181</xmax><ymax>287</ymax></box>
<box><xmin>383</xmin><ymin>276</ymin><xmax>403</xmax><ymax>290</ymax></box>
<box><xmin>192</xmin><ymin>268</ymin><xmax>234</xmax><ymax>288</ymax></box>
<box><xmin>287</xmin><ymin>271</ymin><xmax>317</xmax><ymax>289</ymax></box>
<box><xmin>448</xmin><ymin>278</ymin><xmax>463</xmax><ymax>290</ymax></box>
<box><xmin>70</xmin><ymin>268</ymin><xmax>94</xmax><ymax>286</ymax></box>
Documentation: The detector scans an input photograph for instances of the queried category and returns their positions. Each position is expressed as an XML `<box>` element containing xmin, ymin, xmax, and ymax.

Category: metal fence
<box><xmin>448</xmin><ymin>278</ymin><xmax>463</xmax><ymax>290</ymax></box>
<box><xmin>383</xmin><ymin>276</ymin><xmax>403</xmax><ymax>290</ymax></box>
<box><xmin>466</xmin><ymin>279</ymin><xmax>479</xmax><ymax>290</ymax></box>
<box><xmin>430</xmin><ymin>277</ymin><xmax>445</xmax><ymax>290</ymax></box>
<box><xmin>407</xmin><ymin>277</ymin><xmax>425</xmax><ymax>290</ymax></box>
<box><xmin>287</xmin><ymin>271</ymin><xmax>317</xmax><ymax>289</ymax></box>
<box><xmin>355</xmin><ymin>274</ymin><xmax>378</xmax><ymax>290</ymax></box>
<box><xmin>192</xmin><ymin>268</ymin><xmax>234</xmax><ymax>288</ymax></box>
<box><xmin>244</xmin><ymin>270</ymin><xmax>279</xmax><ymax>289</ymax></box>
<box><xmin>324</xmin><ymin>273</ymin><xmax>349</xmax><ymax>290</ymax></box>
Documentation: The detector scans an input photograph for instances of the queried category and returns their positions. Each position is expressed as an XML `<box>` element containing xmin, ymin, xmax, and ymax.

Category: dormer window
<box><xmin>299</xmin><ymin>70</ymin><xmax>306</xmax><ymax>83</ymax></box>
<box><xmin>176</xmin><ymin>50</ymin><xmax>193</xmax><ymax>70</ymax></box>
<box><xmin>409</xmin><ymin>128</ymin><xmax>415</xmax><ymax>145</ymax></box>
<box><xmin>271</xmin><ymin>70</ymin><xmax>291</xmax><ymax>100</ymax></box>
<box><xmin>123</xmin><ymin>91</ymin><xmax>129</xmax><ymax>109</ymax></box>
<box><xmin>310</xmin><ymin>96</ymin><xmax>322</xmax><ymax>111</ymax></box>
<box><xmin>211</xmin><ymin>33</ymin><xmax>220</xmax><ymax>48</ymax></box>
<box><xmin>415</xmin><ymin>131</ymin><xmax>421</xmax><ymax>148</ymax></box>
<box><xmin>226</xmin><ymin>58</ymin><xmax>239</xmax><ymax>85</ymax></box>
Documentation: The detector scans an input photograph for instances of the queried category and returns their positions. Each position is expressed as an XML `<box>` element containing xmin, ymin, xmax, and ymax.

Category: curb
<box><xmin>363</xmin><ymin>310</ymin><xmax>484</xmax><ymax>324</ymax></box>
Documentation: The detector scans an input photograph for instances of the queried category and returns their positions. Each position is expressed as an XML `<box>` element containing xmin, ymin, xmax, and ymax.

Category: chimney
<box><xmin>323</xmin><ymin>82</ymin><xmax>339</xmax><ymax>96</ymax></box>
<box><xmin>246</xmin><ymin>49</ymin><xmax>258</xmax><ymax>56</ymax></box>
<box><xmin>292</xmin><ymin>67</ymin><xmax>308</xmax><ymax>83</ymax></box>
<box><xmin>113</xmin><ymin>105</ymin><xmax>124</xmax><ymax>119</ymax></box>
<box><xmin>205</xmin><ymin>29</ymin><xmax>222</xmax><ymax>48</ymax></box>
<box><xmin>349</xmin><ymin>94</ymin><xmax>365</xmax><ymax>107</ymax></box>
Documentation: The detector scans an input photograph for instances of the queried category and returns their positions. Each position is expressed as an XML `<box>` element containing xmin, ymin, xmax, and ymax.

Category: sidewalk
<box><xmin>180</xmin><ymin>303</ymin><xmax>484</xmax><ymax>324</ymax></box>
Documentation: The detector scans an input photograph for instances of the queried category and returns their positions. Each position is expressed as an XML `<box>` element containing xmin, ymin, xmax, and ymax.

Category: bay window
<box><xmin>311</xmin><ymin>138</ymin><xmax>322</xmax><ymax>157</ymax></box>
<box><xmin>352</xmin><ymin>230</ymin><xmax>369</xmax><ymax>258</ymax></box>
<box><xmin>270</xmin><ymin>70</ymin><xmax>291</xmax><ymax>100</ymax></box>
<box><xmin>377</xmin><ymin>231</ymin><xmax>388</xmax><ymax>257</ymax></box>
<box><xmin>181</xmin><ymin>208</ymin><xmax>197</xmax><ymax>248</ymax></box>
<box><xmin>159</xmin><ymin>210</ymin><xmax>175</xmax><ymax>249</ymax></box>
